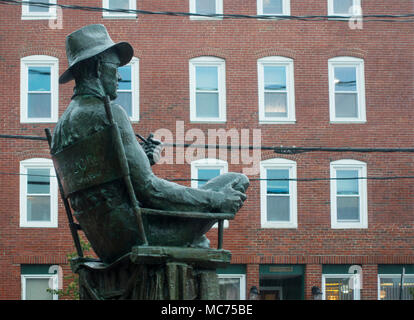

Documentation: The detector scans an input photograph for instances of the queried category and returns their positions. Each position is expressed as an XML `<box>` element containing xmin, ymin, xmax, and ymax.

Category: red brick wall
<box><xmin>0</xmin><ymin>1</ymin><xmax>413</xmax><ymax>299</ymax></box>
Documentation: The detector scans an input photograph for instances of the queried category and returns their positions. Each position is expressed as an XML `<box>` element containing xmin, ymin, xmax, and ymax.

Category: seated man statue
<box><xmin>52</xmin><ymin>24</ymin><xmax>249</xmax><ymax>264</ymax></box>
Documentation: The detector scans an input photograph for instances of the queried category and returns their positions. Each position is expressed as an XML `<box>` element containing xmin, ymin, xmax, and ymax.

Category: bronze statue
<box><xmin>51</xmin><ymin>24</ymin><xmax>249</xmax><ymax>265</ymax></box>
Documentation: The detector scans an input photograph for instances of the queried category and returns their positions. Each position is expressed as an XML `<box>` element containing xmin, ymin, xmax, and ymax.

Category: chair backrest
<box><xmin>52</xmin><ymin>125</ymin><xmax>123</xmax><ymax>198</ymax></box>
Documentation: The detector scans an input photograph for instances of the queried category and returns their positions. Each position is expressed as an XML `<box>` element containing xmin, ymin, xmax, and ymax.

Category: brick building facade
<box><xmin>0</xmin><ymin>0</ymin><xmax>413</xmax><ymax>300</ymax></box>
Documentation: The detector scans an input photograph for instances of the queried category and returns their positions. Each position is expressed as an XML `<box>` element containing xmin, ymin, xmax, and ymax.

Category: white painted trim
<box><xmin>189</xmin><ymin>56</ymin><xmax>226</xmax><ymax>123</ymax></box>
<box><xmin>322</xmin><ymin>273</ymin><xmax>361</xmax><ymax>300</ymax></box>
<box><xmin>217</xmin><ymin>273</ymin><xmax>246</xmax><ymax>300</ymax></box>
<box><xmin>21</xmin><ymin>0</ymin><xmax>57</xmax><ymax>20</ymax></box>
<box><xmin>260</xmin><ymin>158</ymin><xmax>297</xmax><ymax>228</ymax></box>
<box><xmin>117</xmin><ymin>57</ymin><xmax>139</xmax><ymax>121</ymax></box>
<box><xmin>20</xmin><ymin>55</ymin><xmax>59</xmax><ymax>123</ymax></box>
<box><xmin>327</xmin><ymin>0</ymin><xmax>362</xmax><ymax>17</ymax></box>
<box><xmin>189</xmin><ymin>0</ymin><xmax>223</xmax><ymax>20</ymax></box>
<box><xmin>19</xmin><ymin>158</ymin><xmax>58</xmax><ymax>228</ymax></box>
<box><xmin>328</xmin><ymin>56</ymin><xmax>366</xmax><ymax>123</ymax></box>
<box><xmin>21</xmin><ymin>274</ymin><xmax>59</xmax><ymax>300</ymax></box>
<box><xmin>257</xmin><ymin>0</ymin><xmax>291</xmax><ymax>16</ymax></box>
<box><xmin>102</xmin><ymin>0</ymin><xmax>137</xmax><ymax>19</ymax></box>
<box><xmin>330</xmin><ymin>159</ymin><xmax>368</xmax><ymax>229</ymax></box>
<box><xmin>257</xmin><ymin>56</ymin><xmax>296</xmax><ymax>123</ymax></box>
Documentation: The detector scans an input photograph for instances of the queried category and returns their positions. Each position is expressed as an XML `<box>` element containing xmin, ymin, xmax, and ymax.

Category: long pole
<box><xmin>399</xmin><ymin>267</ymin><xmax>405</xmax><ymax>300</ymax></box>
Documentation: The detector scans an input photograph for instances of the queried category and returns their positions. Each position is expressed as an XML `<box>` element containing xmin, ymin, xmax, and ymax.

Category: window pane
<box><xmin>117</xmin><ymin>65</ymin><xmax>131</xmax><ymax>90</ymax></box>
<box><xmin>379</xmin><ymin>276</ymin><xmax>414</xmax><ymax>300</ymax></box>
<box><xmin>337</xmin><ymin>196</ymin><xmax>360</xmax><ymax>221</ymax></box>
<box><xmin>335</xmin><ymin>93</ymin><xmax>358</xmax><ymax>118</ymax></box>
<box><xmin>29</xmin><ymin>0</ymin><xmax>49</xmax><ymax>12</ymax></box>
<box><xmin>263</xmin><ymin>0</ymin><xmax>283</xmax><ymax>14</ymax></box>
<box><xmin>265</xmin><ymin>92</ymin><xmax>287</xmax><ymax>117</ymax></box>
<box><xmin>26</xmin><ymin>278</ymin><xmax>53</xmax><ymax>300</ymax></box>
<box><xmin>198</xmin><ymin>168</ymin><xmax>221</xmax><ymax>187</ymax></box>
<box><xmin>28</xmin><ymin>67</ymin><xmax>51</xmax><ymax>91</ymax></box>
<box><xmin>196</xmin><ymin>0</ymin><xmax>216</xmax><ymax>14</ymax></box>
<box><xmin>196</xmin><ymin>92</ymin><xmax>219</xmax><ymax>118</ymax></box>
<box><xmin>108</xmin><ymin>0</ymin><xmax>130</xmax><ymax>9</ymax></box>
<box><xmin>333</xmin><ymin>0</ymin><xmax>353</xmax><ymax>14</ymax></box>
<box><xmin>28</xmin><ymin>93</ymin><xmax>51</xmax><ymax>118</ymax></box>
<box><xmin>219</xmin><ymin>278</ymin><xmax>241</xmax><ymax>300</ymax></box>
<box><xmin>196</xmin><ymin>66</ymin><xmax>218</xmax><ymax>91</ymax></box>
<box><xmin>114</xmin><ymin>92</ymin><xmax>132</xmax><ymax>117</ymax></box>
<box><xmin>267</xmin><ymin>169</ymin><xmax>289</xmax><ymax>194</ymax></box>
<box><xmin>337</xmin><ymin>170</ymin><xmax>359</xmax><ymax>195</ymax></box>
<box><xmin>27</xmin><ymin>169</ymin><xmax>50</xmax><ymax>194</ymax></box>
<box><xmin>267</xmin><ymin>195</ymin><xmax>290</xmax><ymax>221</ymax></box>
<box><xmin>335</xmin><ymin>67</ymin><xmax>357</xmax><ymax>92</ymax></box>
<box><xmin>27</xmin><ymin>196</ymin><xmax>51</xmax><ymax>221</ymax></box>
<box><xmin>325</xmin><ymin>277</ymin><xmax>354</xmax><ymax>300</ymax></box>
<box><xmin>264</xmin><ymin>66</ymin><xmax>286</xmax><ymax>90</ymax></box>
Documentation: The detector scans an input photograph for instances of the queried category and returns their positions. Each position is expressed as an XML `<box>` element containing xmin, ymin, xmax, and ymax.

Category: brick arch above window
<box><xmin>186</xmin><ymin>48</ymin><xmax>229</xmax><ymax>60</ymax></box>
<box><xmin>327</xmin><ymin>48</ymin><xmax>367</xmax><ymax>60</ymax></box>
<box><xmin>19</xmin><ymin>47</ymin><xmax>62</xmax><ymax>60</ymax></box>
<box><xmin>254</xmin><ymin>48</ymin><xmax>298</xmax><ymax>60</ymax></box>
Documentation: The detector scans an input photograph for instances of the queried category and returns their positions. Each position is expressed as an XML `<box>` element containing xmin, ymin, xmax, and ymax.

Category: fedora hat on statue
<box><xmin>59</xmin><ymin>24</ymin><xmax>133</xmax><ymax>84</ymax></box>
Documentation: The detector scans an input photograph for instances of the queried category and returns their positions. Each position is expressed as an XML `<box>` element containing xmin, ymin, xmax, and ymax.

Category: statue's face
<box><xmin>99</xmin><ymin>51</ymin><xmax>121</xmax><ymax>100</ymax></box>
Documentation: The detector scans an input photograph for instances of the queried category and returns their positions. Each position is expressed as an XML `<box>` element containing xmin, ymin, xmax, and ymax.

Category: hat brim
<box><xmin>59</xmin><ymin>41</ymin><xmax>133</xmax><ymax>84</ymax></box>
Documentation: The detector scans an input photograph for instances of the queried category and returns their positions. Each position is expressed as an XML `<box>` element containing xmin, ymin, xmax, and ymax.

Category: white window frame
<box><xmin>21</xmin><ymin>0</ymin><xmax>57</xmax><ymax>20</ymax></box>
<box><xmin>327</xmin><ymin>0</ymin><xmax>361</xmax><ymax>17</ymax></box>
<box><xmin>102</xmin><ymin>0</ymin><xmax>137</xmax><ymax>19</ymax></box>
<box><xmin>322</xmin><ymin>273</ymin><xmax>361</xmax><ymax>300</ymax></box>
<box><xmin>260</xmin><ymin>158</ymin><xmax>297</xmax><ymax>228</ymax></box>
<box><xmin>258</xmin><ymin>56</ymin><xmax>296</xmax><ymax>124</ymax></box>
<box><xmin>189</xmin><ymin>56</ymin><xmax>226</xmax><ymax>123</ymax></box>
<box><xmin>217</xmin><ymin>274</ymin><xmax>246</xmax><ymax>300</ymax></box>
<box><xmin>330</xmin><ymin>159</ymin><xmax>368</xmax><ymax>229</ymax></box>
<box><xmin>189</xmin><ymin>0</ymin><xmax>223</xmax><ymax>20</ymax></box>
<box><xmin>257</xmin><ymin>0</ymin><xmax>291</xmax><ymax>16</ymax></box>
<box><xmin>377</xmin><ymin>274</ymin><xmax>414</xmax><ymax>300</ymax></box>
<box><xmin>20</xmin><ymin>158</ymin><xmax>58</xmax><ymax>228</ymax></box>
<box><xmin>21</xmin><ymin>274</ymin><xmax>58</xmax><ymax>300</ymax></box>
<box><xmin>117</xmin><ymin>57</ymin><xmax>139</xmax><ymax>121</ymax></box>
<box><xmin>191</xmin><ymin>158</ymin><xmax>229</xmax><ymax>228</ymax></box>
<box><xmin>328</xmin><ymin>57</ymin><xmax>366</xmax><ymax>123</ymax></box>
<box><xmin>20</xmin><ymin>55</ymin><xmax>59</xmax><ymax>123</ymax></box>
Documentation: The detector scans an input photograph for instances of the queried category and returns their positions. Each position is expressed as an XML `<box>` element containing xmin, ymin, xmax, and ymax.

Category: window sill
<box><xmin>261</xmin><ymin>222</ymin><xmax>297</xmax><ymax>229</ymax></box>
<box><xmin>330</xmin><ymin>120</ymin><xmax>366</xmax><ymax>124</ymax></box>
<box><xmin>259</xmin><ymin>120</ymin><xmax>296</xmax><ymax>125</ymax></box>
<box><xmin>102</xmin><ymin>15</ymin><xmax>137</xmax><ymax>19</ymax></box>
<box><xmin>21</xmin><ymin>15</ymin><xmax>57</xmax><ymax>20</ymax></box>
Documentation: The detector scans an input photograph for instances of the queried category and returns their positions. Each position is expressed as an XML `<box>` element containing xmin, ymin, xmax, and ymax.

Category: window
<box><xmin>328</xmin><ymin>57</ymin><xmax>366</xmax><ymax>123</ymax></box>
<box><xmin>21</xmin><ymin>0</ymin><xmax>57</xmax><ymax>20</ymax></box>
<box><xmin>218</xmin><ymin>274</ymin><xmax>246</xmax><ymax>300</ymax></box>
<box><xmin>322</xmin><ymin>274</ymin><xmax>360</xmax><ymax>300</ymax></box>
<box><xmin>328</xmin><ymin>0</ymin><xmax>361</xmax><ymax>17</ymax></box>
<box><xmin>189</xmin><ymin>57</ymin><xmax>226</xmax><ymax>122</ymax></box>
<box><xmin>330</xmin><ymin>160</ymin><xmax>367</xmax><ymax>229</ymax></box>
<box><xmin>115</xmin><ymin>57</ymin><xmax>139</xmax><ymax>121</ymax></box>
<box><xmin>103</xmin><ymin>0</ymin><xmax>136</xmax><ymax>19</ymax></box>
<box><xmin>20</xmin><ymin>158</ymin><xmax>58</xmax><ymax>228</ymax></box>
<box><xmin>189</xmin><ymin>0</ymin><xmax>223</xmax><ymax>20</ymax></box>
<box><xmin>258</xmin><ymin>57</ymin><xmax>295</xmax><ymax>123</ymax></box>
<box><xmin>378</xmin><ymin>274</ymin><xmax>414</xmax><ymax>300</ymax></box>
<box><xmin>257</xmin><ymin>0</ymin><xmax>290</xmax><ymax>16</ymax></box>
<box><xmin>20</xmin><ymin>55</ymin><xmax>59</xmax><ymax>123</ymax></box>
<box><xmin>191</xmin><ymin>158</ymin><xmax>229</xmax><ymax>228</ymax></box>
<box><xmin>21</xmin><ymin>265</ymin><xmax>58</xmax><ymax>300</ymax></box>
<box><xmin>260</xmin><ymin>158</ymin><xmax>297</xmax><ymax>228</ymax></box>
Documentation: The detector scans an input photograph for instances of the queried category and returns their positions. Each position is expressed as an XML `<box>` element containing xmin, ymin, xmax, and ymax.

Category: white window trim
<box><xmin>218</xmin><ymin>274</ymin><xmax>246</xmax><ymax>300</ymax></box>
<box><xmin>20</xmin><ymin>55</ymin><xmax>59</xmax><ymax>123</ymax></box>
<box><xmin>21</xmin><ymin>274</ymin><xmax>58</xmax><ymax>300</ymax></box>
<box><xmin>118</xmin><ymin>57</ymin><xmax>139</xmax><ymax>122</ymax></box>
<box><xmin>322</xmin><ymin>273</ymin><xmax>361</xmax><ymax>300</ymax></box>
<box><xmin>21</xmin><ymin>0</ymin><xmax>57</xmax><ymax>20</ymax></box>
<box><xmin>330</xmin><ymin>159</ymin><xmax>368</xmax><ymax>229</ymax></box>
<box><xmin>20</xmin><ymin>158</ymin><xmax>58</xmax><ymax>228</ymax></box>
<box><xmin>260</xmin><ymin>158</ymin><xmax>297</xmax><ymax>228</ymax></box>
<box><xmin>257</xmin><ymin>0</ymin><xmax>291</xmax><ymax>16</ymax></box>
<box><xmin>327</xmin><ymin>0</ymin><xmax>361</xmax><ymax>17</ymax></box>
<box><xmin>189</xmin><ymin>0</ymin><xmax>223</xmax><ymax>20</ymax></box>
<box><xmin>328</xmin><ymin>57</ymin><xmax>366</xmax><ymax>123</ymax></box>
<box><xmin>377</xmin><ymin>274</ymin><xmax>414</xmax><ymax>300</ymax></box>
<box><xmin>191</xmin><ymin>158</ymin><xmax>229</xmax><ymax>228</ymax></box>
<box><xmin>258</xmin><ymin>56</ymin><xmax>296</xmax><ymax>124</ymax></box>
<box><xmin>102</xmin><ymin>0</ymin><xmax>137</xmax><ymax>19</ymax></box>
<box><xmin>189</xmin><ymin>56</ymin><xmax>226</xmax><ymax>123</ymax></box>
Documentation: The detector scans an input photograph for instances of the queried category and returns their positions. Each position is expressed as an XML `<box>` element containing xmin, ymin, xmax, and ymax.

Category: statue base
<box><xmin>70</xmin><ymin>246</ymin><xmax>231</xmax><ymax>300</ymax></box>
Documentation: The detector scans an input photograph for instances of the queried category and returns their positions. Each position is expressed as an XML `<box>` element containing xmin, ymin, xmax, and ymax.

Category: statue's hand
<box><xmin>140</xmin><ymin>133</ymin><xmax>163</xmax><ymax>166</ymax></box>
<box><xmin>215</xmin><ymin>184</ymin><xmax>247</xmax><ymax>214</ymax></box>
